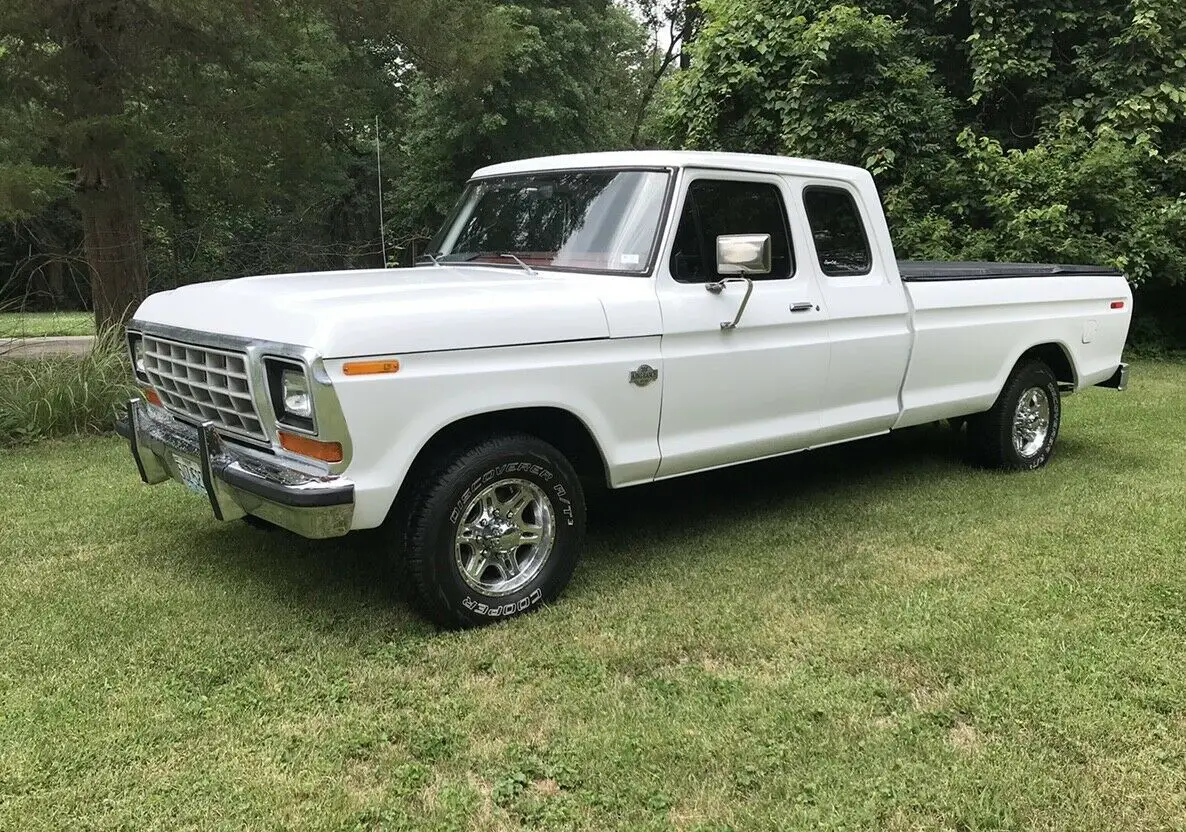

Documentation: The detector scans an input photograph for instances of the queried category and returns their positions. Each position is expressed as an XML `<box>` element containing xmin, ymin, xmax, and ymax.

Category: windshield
<box><xmin>423</xmin><ymin>169</ymin><xmax>671</xmax><ymax>274</ymax></box>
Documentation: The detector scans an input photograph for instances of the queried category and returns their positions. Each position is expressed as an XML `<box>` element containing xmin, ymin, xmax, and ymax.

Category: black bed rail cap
<box><xmin>898</xmin><ymin>260</ymin><xmax>1124</xmax><ymax>282</ymax></box>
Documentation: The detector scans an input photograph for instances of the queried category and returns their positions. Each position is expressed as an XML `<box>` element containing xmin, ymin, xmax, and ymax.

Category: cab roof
<box><xmin>472</xmin><ymin>150</ymin><xmax>869</xmax><ymax>183</ymax></box>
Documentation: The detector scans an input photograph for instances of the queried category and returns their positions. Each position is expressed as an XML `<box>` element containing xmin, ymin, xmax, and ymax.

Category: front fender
<box><xmin>328</xmin><ymin>338</ymin><xmax>663</xmax><ymax>529</ymax></box>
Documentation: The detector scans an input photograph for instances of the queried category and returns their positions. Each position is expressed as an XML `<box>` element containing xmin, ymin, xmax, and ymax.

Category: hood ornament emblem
<box><xmin>629</xmin><ymin>364</ymin><xmax>658</xmax><ymax>387</ymax></box>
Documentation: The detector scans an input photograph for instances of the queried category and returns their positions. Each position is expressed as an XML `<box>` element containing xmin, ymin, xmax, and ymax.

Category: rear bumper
<box><xmin>1095</xmin><ymin>362</ymin><xmax>1130</xmax><ymax>392</ymax></box>
<box><xmin>115</xmin><ymin>398</ymin><xmax>354</xmax><ymax>538</ymax></box>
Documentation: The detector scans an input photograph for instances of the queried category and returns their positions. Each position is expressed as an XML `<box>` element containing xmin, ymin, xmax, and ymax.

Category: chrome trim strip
<box><xmin>327</xmin><ymin>335</ymin><xmax>609</xmax><ymax>361</ymax></box>
<box><xmin>262</xmin><ymin>355</ymin><xmax>318</xmax><ymax>436</ymax></box>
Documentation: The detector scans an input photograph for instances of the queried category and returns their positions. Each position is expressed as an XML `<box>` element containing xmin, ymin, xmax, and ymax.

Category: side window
<box><xmin>803</xmin><ymin>186</ymin><xmax>872</xmax><ymax>276</ymax></box>
<box><xmin>669</xmin><ymin>179</ymin><xmax>794</xmax><ymax>283</ymax></box>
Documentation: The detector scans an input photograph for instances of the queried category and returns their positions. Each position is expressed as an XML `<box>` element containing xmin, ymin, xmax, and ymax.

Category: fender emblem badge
<box><xmin>629</xmin><ymin>364</ymin><xmax>658</xmax><ymax>387</ymax></box>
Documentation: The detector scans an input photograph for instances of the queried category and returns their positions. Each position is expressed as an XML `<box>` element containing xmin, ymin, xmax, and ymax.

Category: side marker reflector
<box><xmin>342</xmin><ymin>359</ymin><xmax>400</xmax><ymax>376</ymax></box>
<box><xmin>278</xmin><ymin>431</ymin><xmax>344</xmax><ymax>463</ymax></box>
<box><xmin>1110</xmin><ymin>300</ymin><xmax>1126</xmax><ymax>309</ymax></box>
<box><xmin>142</xmin><ymin>387</ymin><xmax>163</xmax><ymax>407</ymax></box>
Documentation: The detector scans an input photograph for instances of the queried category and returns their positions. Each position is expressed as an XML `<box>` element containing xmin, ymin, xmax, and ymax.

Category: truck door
<box><xmin>655</xmin><ymin>169</ymin><xmax>830</xmax><ymax>478</ymax></box>
<box><xmin>791</xmin><ymin>180</ymin><xmax>912</xmax><ymax>443</ymax></box>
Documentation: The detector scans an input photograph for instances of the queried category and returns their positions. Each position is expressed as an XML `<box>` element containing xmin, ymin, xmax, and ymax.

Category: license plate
<box><xmin>174</xmin><ymin>455</ymin><xmax>205</xmax><ymax>494</ymax></box>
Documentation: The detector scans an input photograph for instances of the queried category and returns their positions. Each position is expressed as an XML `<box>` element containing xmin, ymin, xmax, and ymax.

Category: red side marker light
<box><xmin>1110</xmin><ymin>300</ymin><xmax>1125</xmax><ymax>309</ymax></box>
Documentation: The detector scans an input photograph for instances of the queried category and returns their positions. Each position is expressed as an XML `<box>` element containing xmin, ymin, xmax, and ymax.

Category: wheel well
<box><xmin>390</xmin><ymin>407</ymin><xmax>609</xmax><ymax>523</ymax></box>
<box><xmin>1019</xmin><ymin>343</ymin><xmax>1076</xmax><ymax>387</ymax></box>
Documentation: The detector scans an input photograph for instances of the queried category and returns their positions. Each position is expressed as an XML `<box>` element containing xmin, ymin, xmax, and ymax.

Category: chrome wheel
<box><xmin>1012</xmin><ymin>386</ymin><xmax>1051</xmax><ymax>458</ymax></box>
<box><xmin>453</xmin><ymin>478</ymin><xmax>556</xmax><ymax>597</ymax></box>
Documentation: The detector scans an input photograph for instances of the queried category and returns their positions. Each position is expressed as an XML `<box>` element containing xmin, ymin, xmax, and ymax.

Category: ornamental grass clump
<box><xmin>0</xmin><ymin>326</ymin><xmax>135</xmax><ymax>444</ymax></box>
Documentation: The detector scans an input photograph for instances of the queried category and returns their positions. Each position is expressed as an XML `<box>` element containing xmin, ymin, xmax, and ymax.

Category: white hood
<box><xmin>131</xmin><ymin>265</ymin><xmax>633</xmax><ymax>357</ymax></box>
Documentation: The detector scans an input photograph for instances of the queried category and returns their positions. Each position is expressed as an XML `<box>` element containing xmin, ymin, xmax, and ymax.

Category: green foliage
<box><xmin>0</xmin><ymin>163</ymin><xmax>70</xmax><ymax>221</ymax></box>
<box><xmin>888</xmin><ymin>123</ymin><xmax>1186</xmax><ymax>286</ymax></box>
<box><xmin>389</xmin><ymin>1</ymin><xmax>651</xmax><ymax>245</ymax></box>
<box><xmin>0</xmin><ymin>327</ymin><xmax>135</xmax><ymax>444</ymax></box>
<box><xmin>673</xmin><ymin>3</ymin><xmax>954</xmax><ymax>180</ymax></box>
<box><xmin>0</xmin><ymin>0</ymin><xmax>654</xmax><ymax>303</ymax></box>
<box><xmin>127</xmin><ymin>9</ymin><xmax>408</xmax><ymax>287</ymax></box>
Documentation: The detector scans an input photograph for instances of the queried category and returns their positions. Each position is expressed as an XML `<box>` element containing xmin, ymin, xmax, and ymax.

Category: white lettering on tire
<box><xmin>461</xmin><ymin>588</ymin><xmax>544</xmax><ymax>618</ymax></box>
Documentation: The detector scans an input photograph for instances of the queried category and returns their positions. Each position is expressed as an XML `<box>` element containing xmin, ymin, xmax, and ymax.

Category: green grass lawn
<box><xmin>0</xmin><ymin>311</ymin><xmax>95</xmax><ymax>338</ymax></box>
<box><xmin>2</xmin><ymin>362</ymin><xmax>1185</xmax><ymax>830</ymax></box>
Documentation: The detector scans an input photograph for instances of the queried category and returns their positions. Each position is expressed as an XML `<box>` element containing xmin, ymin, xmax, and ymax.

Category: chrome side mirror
<box><xmin>716</xmin><ymin>233</ymin><xmax>771</xmax><ymax>275</ymax></box>
<box><xmin>707</xmin><ymin>234</ymin><xmax>770</xmax><ymax>330</ymax></box>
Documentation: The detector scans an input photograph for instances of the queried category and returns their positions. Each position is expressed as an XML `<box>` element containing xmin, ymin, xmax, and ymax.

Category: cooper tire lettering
<box><xmin>460</xmin><ymin>589</ymin><xmax>544</xmax><ymax>620</ymax></box>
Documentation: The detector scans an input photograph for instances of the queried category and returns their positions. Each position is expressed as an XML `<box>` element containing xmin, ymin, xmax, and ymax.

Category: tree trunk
<box><xmin>679</xmin><ymin>1</ymin><xmax>700</xmax><ymax>71</ymax></box>
<box><xmin>77</xmin><ymin>150</ymin><xmax>148</xmax><ymax>330</ymax></box>
<box><xmin>63</xmin><ymin>0</ymin><xmax>149</xmax><ymax>331</ymax></box>
<box><xmin>46</xmin><ymin>257</ymin><xmax>65</xmax><ymax>308</ymax></box>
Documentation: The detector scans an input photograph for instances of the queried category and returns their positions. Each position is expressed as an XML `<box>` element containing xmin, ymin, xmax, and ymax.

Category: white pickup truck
<box><xmin>117</xmin><ymin>150</ymin><xmax>1131</xmax><ymax>627</ymax></box>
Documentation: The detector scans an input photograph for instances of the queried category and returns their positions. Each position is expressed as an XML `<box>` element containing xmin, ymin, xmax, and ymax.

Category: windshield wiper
<box><xmin>457</xmin><ymin>251</ymin><xmax>540</xmax><ymax>276</ymax></box>
<box><xmin>495</xmin><ymin>252</ymin><xmax>538</xmax><ymax>277</ymax></box>
<box><xmin>416</xmin><ymin>252</ymin><xmax>445</xmax><ymax>267</ymax></box>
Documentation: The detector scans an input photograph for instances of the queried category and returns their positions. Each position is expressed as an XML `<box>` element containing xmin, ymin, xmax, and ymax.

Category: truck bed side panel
<box><xmin>895</xmin><ymin>273</ymin><xmax>1132</xmax><ymax>429</ymax></box>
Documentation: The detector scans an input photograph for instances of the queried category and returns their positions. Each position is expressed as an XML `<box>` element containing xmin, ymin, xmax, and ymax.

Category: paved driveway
<box><xmin>0</xmin><ymin>336</ymin><xmax>96</xmax><ymax>358</ymax></box>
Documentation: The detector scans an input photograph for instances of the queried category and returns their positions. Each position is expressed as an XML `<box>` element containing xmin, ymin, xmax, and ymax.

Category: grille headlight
<box><xmin>127</xmin><ymin>333</ymin><xmax>147</xmax><ymax>381</ymax></box>
<box><xmin>265</xmin><ymin>358</ymin><xmax>316</xmax><ymax>433</ymax></box>
<box><xmin>281</xmin><ymin>369</ymin><xmax>312</xmax><ymax>418</ymax></box>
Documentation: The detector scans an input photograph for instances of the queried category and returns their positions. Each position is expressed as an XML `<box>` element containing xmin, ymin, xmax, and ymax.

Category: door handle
<box><xmin>790</xmin><ymin>302</ymin><xmax>817</xmax><ymax>313</ymax></box>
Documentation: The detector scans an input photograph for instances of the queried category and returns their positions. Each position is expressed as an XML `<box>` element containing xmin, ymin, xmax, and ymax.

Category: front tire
<box><xmin>967</xmin><ymin>359</ymin><xmax>1061</xmax><ymax>470</ymax></box>
<box><xmin>402</xmin><ymin>434</ymin><xmax>586</xmax><ymax>628</ymax></box>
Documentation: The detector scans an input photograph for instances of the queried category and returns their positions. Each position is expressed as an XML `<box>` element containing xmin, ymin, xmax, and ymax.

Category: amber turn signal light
<box><xmin>142</xmin><ymin>387</ymin><xmax>163</xmax><ymax>407</ymax></box>
<box><xmin>342</xmin><ymin>359</ymin><xmax>400</xmax><ymax>376</ymax></box>
<box><xmin>278</xmin><ymin>431</ymin><xmax>344</xmax><ymax>463</ymax></box>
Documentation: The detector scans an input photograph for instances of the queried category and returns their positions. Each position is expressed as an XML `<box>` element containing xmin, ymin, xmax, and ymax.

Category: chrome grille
<box><xmin>141</xmin><ymin>334</ymin><xmax>266</xmax><ymax>441</ymax></box>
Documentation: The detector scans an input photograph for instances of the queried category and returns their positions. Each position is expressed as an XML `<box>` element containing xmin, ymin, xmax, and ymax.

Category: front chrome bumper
<box><xmin>115</xmin><ymin>398</ymin><xmax>354</xmax><ymax>538</ymax></box>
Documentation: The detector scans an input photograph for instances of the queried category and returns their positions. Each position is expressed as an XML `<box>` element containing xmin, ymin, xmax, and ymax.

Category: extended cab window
<box><xmin>670</xmin><ymin>179</ymin><xmax>794</xmax><ymax>283</ymax></box>
<box><xmin>803</xmin><ymin>187</ymin><xmax>872</xmax><ymax>276</ymax></box>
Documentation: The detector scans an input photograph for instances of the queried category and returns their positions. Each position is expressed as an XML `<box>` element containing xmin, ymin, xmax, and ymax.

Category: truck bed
<box><xmin>899</xmin><ymin>261</ymin><xmax>1122</xmax><ymax>282</ymax></box>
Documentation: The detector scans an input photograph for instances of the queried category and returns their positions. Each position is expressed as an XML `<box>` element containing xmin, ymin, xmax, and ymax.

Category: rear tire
<box><xmin>401</xmin><ymin>434</ymin><xmax>586</xmax><ymax>628</ymax></box>
<box><xmin>967</xmin><ymin>359</ymin><xmax>1061</xmax><ymax>470</ymax></box>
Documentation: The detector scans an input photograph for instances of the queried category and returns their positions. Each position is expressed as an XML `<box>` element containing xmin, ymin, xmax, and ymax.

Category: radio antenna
<box><xmin>375</xmin><ymin>115</ymin><xmax>388</xmax><ymax>267</ymax></box>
